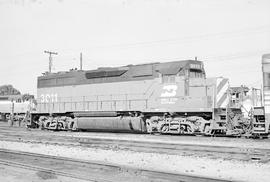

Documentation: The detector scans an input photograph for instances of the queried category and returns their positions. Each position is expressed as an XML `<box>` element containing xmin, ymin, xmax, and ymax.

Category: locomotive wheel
<box><xmin>45</xmin><ymin>121</ymin><xmax>51</xmax><ymax>129</ymax></box>
<box><xmin>179</xmin><ymin>124</ymin><xmax>193</xmax><ymax>134</ymax></box>
<box><xmin>57</xmin><ymin>122</ymin><xmax>64</xmax><ymax>130</ymax></box>
<box><xmin>68</xmin><ymin>120</ymin><xmax>77</xmax><ymax>131</ymax></box>
<box><xmin>204</xmin><ymin>125</ymin><xmax>211</xmax><ymax>134</ymax></box>
<box><xmin>160</xmin><ymin>124</ymin><xmax>169</xmax><ymax>133</ymax></box>
<box><xmin>186</xmin><ymin>125</ymin><xmax>193</xmax><ymax>134</ymax></box>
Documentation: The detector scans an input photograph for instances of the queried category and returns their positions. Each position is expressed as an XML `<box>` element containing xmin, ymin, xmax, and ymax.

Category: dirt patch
<box><xmin>36</xmin><ymin>171</ymin><xmax>57</xmax><ymax>180</ymax></box>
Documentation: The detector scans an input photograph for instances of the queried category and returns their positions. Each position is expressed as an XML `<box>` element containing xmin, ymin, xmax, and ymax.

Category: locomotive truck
<box><xmin>29</xmin><ymin>58</ymin><xmax>263</xmax><ymax>136</ymax></box>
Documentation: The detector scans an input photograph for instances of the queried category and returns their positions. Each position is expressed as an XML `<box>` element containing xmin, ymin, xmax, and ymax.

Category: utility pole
<box><xmin>80</xmin><ymin>52</ymin><xmax>83</xmax><ymax>70</ymax></box>
<box><xmin>44</xmin><ymin>50</ymin><xmax>58</xmax><ymax>73</ymax></box>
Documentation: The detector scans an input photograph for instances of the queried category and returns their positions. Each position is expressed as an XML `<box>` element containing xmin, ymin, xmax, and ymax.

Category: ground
<box><xmin>0</xmin><ymin>122</ymin><xmax>270</xmax><ymax>182</ymax></box>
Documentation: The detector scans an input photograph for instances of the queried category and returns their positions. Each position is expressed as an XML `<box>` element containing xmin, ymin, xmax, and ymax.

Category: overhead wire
<box><xmin>3</xmin><ymin>25</ymin><xmax>269</xmax><ymax>72</ymax></box>
<box><xmin>56</xmin><ymin>24</ymin><xmax>270</xmax><ymax>53</ymax></box>
<box><xmin>78</xmin><ymin>49</ymin><xmax>268</xmax><ymax>66</ymax></box>
<box><xmin>3</xmin><ymin>24</ymin><xmax>269</xmax><ymax>64</ymax></box>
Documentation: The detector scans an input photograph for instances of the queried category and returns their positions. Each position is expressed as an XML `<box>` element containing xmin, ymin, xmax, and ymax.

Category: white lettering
<box><xmin>161</xmin><ymin>98</ymin><xmax>178</xmax><ymax>104</ymax></box>
<box><xmin>40</xmin><ymin>93</ymin><xmax>58</xmax><ymax>103</ymax></box>
<box><xmin>41</xmin><ymin>94</ymin><xmax>45</xmax><ymax>103</ymax></box>
<box><xmin>161</xmin><ymin>85</ymin><xmax>178</xmax><ymax>97</ymax></box>
<box><xmin>45</xmin><ymin>94</ymin><xmax>50</xmax><ymax>103</ymax></box>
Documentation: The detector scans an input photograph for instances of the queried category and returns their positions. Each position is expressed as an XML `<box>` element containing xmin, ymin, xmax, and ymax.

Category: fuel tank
<box><xmin>75</xmin><ymin>116</ymin><xmax>146</xmax><ymax>133</ymax></box>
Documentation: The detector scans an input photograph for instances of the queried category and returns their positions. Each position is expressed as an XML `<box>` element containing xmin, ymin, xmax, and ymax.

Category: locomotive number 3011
<box><xmin>40</xmin><ymin>94</ymin><xmax>58</xmax><ymax>103</ymax></box>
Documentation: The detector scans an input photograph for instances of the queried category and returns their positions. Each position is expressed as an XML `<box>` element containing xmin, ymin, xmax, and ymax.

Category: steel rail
<box><xmin>0</xmin><ymin>159</ymin><xmax>100</xmax><ymax>182</ymax></box>
<box><xmin>0</xmin><ymin>149</ymin><xmax>232</xmax><ymax>182</ymax></box>
<box><xmin>0</xmin><ymin>130</ymin><xmax>270</xmax><ymax>162</ymax></box>
<box><xmin>0</xmin><ymin>125</ymin><xmax>269</xmax><ymax>162</ymax></box>
<box><xmin>78</xmin><ymin>138</ymin><xmax>270</xmax><ymax>162</ymax></box>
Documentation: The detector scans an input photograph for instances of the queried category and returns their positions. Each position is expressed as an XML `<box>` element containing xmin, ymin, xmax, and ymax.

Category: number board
<box><xmin>190</xmin><ymin>63</ymin><xmax>201</xmax><ymax>70</ymax></box>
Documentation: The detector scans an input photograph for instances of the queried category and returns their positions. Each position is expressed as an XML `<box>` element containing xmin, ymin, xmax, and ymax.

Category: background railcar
<box><xmin>0</xmin><ymin>95</ymin><xmax>31</xmax><ymax>121</ymax></box>
<box><xmin>259</xmin><ymin>54</ymin><xmax>270</xmax><ymax>135</ymax></box>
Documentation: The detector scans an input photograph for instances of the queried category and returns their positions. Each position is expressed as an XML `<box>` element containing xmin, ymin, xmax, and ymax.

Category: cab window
<box><xmin>189</xmin><ymin>69</ymin><xmax>203</xmax><ymax>78</ymax></box>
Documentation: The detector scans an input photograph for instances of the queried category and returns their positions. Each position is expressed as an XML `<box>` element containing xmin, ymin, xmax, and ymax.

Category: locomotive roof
<box><xmin>38</xmin><ymin>60</ymin><xmax>204</xmax><ymax>88</ymax></box>
<box><xmin>262</xmin><ymin>54</ymin><xmax>270</xmax><ymax>59</ymax></box>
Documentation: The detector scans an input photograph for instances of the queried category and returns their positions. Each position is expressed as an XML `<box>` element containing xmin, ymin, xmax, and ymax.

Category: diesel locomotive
<box><xmin>29</xmin><ymin>58</ymin><xmax>264</xmax><ymax>136</ymax></box>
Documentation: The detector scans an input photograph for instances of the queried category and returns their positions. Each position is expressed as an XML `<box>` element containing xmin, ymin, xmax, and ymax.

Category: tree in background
<box><xmin>0</xmin><ymin>85</ymin><xmax>21</xmax><ymax>95</ymax></box>
<box><xmin>0</xmin><ymin>85</ymin><xmax>35</xmax><ymax>102</ymax></box>
<box><xmin>22</xmin><ymin>94</ymin><xmax>35</xmax><ymax>101</ymax></box>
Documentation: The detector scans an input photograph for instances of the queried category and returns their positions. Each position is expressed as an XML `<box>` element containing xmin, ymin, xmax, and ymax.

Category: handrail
<box><xmin>38</xmin><ymin>98</ymin><xmax>149</xmax><ymax>112</ymax></box>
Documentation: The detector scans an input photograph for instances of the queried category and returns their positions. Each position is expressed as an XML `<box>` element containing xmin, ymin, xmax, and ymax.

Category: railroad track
<box><xmin>0</xmin><ymin>159</ymin><xmax>92</xmax><ymax>182</ymax></box>
<box><xmin>1</xmin><ymin>133</ymin><xmax>270</xmax><ymax>163</ymax></box>
<box><xmin>1</xmin><ymin>129</ymin><xmax>270</xmax><ymax>163</ymax></box>
<box><xmin>77</xmin><ymin>138</ymin><xmax>270</xmax><ymax>162</ymax></box>
<box><xmin>0</xmin><ymin>123</ymin><xmax>269</xmax><ymax>163</ymax></box>
<box><xmin>0</xmin><ymin>149</ymin><xmax>230</xmax><ymax>182</ymax></box>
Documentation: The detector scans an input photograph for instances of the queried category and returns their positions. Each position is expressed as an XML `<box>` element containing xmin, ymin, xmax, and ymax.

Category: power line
<box><xmin>54</xmin><ymin>25</ymin><xmax>270</xmax><ymax>53</ymax></box>
<box><xmin>79</xmin><ymin>49</ymin><xmax>268</xmax><ymax>65</ymax></box>
<box><xmin>202</xmin><ymin>50</ymin><xmax>270</xmax><ymax>62</ymax></box>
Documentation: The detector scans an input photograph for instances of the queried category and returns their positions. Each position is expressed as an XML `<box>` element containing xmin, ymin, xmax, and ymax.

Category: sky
<box><xmin>0</xmin><ymin>0</ymin><xmax>269</xmax><ymax>96</ymax></box>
